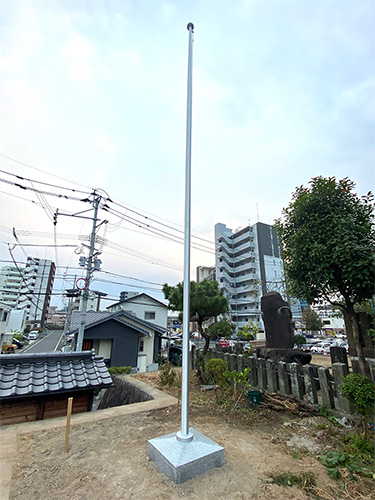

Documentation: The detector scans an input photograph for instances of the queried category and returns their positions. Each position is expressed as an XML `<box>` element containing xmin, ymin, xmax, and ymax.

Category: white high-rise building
<box><xmin>215</xmin><ymin>222</ymin><xmax>286</xmax><ymax>337</ymax></box>
<box><xmin>0</xmin><ymin>266</ymin><xmax>23</xmax><ymax>308</ymax></box>
<box><xmin>17</xmin><ymin>257</ymin><xmax>56</xmax><ymax>328</ymax></box>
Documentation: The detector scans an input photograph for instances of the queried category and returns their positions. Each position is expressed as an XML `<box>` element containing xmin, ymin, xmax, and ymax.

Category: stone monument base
<box><xmin>148</xmin><ymin>428</ymin><xmax>225</xmax><ymax>484</ymax></box>
<box><xmin>257</xmin><ymin>348</ymin><xmax>312</xmax><ymax>365</ymax></box>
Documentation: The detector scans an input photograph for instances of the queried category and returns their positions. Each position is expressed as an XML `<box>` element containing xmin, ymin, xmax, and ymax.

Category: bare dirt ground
<box><xmin>8</xmin><ymin>358</ymin><xmax>372</xmax><ymax>500</ymax></box>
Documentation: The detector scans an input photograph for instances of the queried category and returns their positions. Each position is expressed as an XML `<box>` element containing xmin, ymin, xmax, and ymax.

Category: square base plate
<box><xmin>148</xmin><ymin>428</ymin><xmax>224</xmax><ymax>484</ymax></box>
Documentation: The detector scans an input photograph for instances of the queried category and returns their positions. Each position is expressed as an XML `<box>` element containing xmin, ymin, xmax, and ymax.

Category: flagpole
<box><xmin>176</xmin><ymin>22</ymin><xmax>194</xmax><ymax>443</ymax></box>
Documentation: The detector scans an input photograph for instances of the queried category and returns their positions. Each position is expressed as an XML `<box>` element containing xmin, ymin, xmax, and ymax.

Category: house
<box><xmin>106</xmin><ymin>293</ymin><xmax>168</xmax><ymax>329</ymax></box>
<box><xmin>68</xmin><ymin>310</ymin><xmax>167</xmax><ymax>371</ymax></box>
<box><xmin>0</xmin><ymin>302</ymin><xmax>26</xmax><ymax>335</ymax></box>
<box><xmin>0</xmin><ymin>351</ymin><xmax>112</xmax><ymax>426</ymax></box>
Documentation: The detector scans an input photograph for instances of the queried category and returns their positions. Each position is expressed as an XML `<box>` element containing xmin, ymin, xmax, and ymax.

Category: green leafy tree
<box><xmin>293</xmin><ymin>333</ymin><xmax>306</xmax><ymax>347</ymax></box>
<box><xmin>276</xmin><ymin>176</ymin><xmax>374</xmax><ymax>377</ymax></box>
<box><xmin>163</xmin><ymin>280</ymin><xmax>229</xmax><ymax>355</ymax></box>
<box><xmin>208</xmin><ymin>317</ymin><xmax>236</xmax><ymax>340</ymax></box>
<box><xmin>237</xmin><ymin>321</ymin><xmax>259</xmax><ymax>341</ymax></box>
<box><xmin>302</xmin><ymin>308</ymin><xmax>324</xmax><ymax>333</ymax></box>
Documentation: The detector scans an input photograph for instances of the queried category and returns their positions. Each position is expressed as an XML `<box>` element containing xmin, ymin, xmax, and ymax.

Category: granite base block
<box><xmin>148</xmin><ymin>428</ymin><xmax>225</xmax><ymax>484</ymax></box>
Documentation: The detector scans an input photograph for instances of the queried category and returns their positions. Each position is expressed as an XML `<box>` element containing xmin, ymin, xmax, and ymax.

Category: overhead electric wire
<box><xmin>0</xmin><ymin>177</ymin><xmax>89</xmax><ymax>202</ymax></box>
<box><xmin>0</xmin><ymin>157</ymin><xmax>91</xmax><ymax>194</ymax></box>
<box><xmin>105</xmin><ymin>205</ymin><xmax>215</xmax><ymax>253</ymax></box>
<box><xmin>111</xmin><ymin>199</ymin><xmax>215</xmax><ymax>246</ymax></box>
<box><xmin>0</xmin><ymin>152</ymin><xmax>214</xmax><ymax>243</ymax></box>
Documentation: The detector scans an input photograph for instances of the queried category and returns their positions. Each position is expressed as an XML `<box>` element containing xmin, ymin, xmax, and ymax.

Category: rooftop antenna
<box><xmin>256</xmin><ymin>202</ymin><xmax>260</xmax><ymax>223</ymax></box>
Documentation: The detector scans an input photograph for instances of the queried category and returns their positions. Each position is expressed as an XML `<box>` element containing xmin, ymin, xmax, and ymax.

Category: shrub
<box><xmin>107</xmin><ymin>366</ymin><xmax>132</xmax><ymax>376</ymax></box>
<box><xmin>340</xmin><ymin>373</ymin><xmax>375</xmax><ymax>417</ymax></box>
<box><xmin>159</xmin><ymin>363</ymin><xmax>177</xmax><ymax>387</ymax></box>
<box><xmin>205</xmin><ymin>358</ymin><xmax>228</xmax><ymax>389</ymax></box>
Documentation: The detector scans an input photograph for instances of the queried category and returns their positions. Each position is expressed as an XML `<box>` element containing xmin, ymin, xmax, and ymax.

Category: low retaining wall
<box><xmin>195</xmin><ymin>348</ymin><xmax>375</xmax><ymax>417</ymax></box>
<box><xmin>98</xmin><ymin>375</ymin><xmax>154</xmax><ymax>409</ymax></box>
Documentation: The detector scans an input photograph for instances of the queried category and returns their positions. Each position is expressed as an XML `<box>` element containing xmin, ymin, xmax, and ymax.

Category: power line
<box><xmin>0</xmin><ymin>177</ymin><xmax>89</xmax><ymax>202</ymax></box>
<box><xmin>110</xmin><ymin>200</ymin><xmax>215</xmax><ymax>246</ymax></box>
<box><xmin>0</xmin><ymin>154</ymin><xmax>90</xmax><ymax>193</ymax></box>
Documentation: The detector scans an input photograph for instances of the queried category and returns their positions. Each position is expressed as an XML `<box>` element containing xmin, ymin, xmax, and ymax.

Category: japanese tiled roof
<box><xmin>68</xmin><ymin>310</ymin><xmax>167</xmax><ymax>335</ymax></box>
<box><xmin>0</xmin><ymin>351</ymin><xmax>113</xmax><ymax>400</ymax></box>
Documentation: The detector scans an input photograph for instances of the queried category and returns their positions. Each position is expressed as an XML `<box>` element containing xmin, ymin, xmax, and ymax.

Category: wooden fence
<box><xmin>193</xmin><ymin>348</ymin><xmax>375</xmax><ymax>417</ymax></box>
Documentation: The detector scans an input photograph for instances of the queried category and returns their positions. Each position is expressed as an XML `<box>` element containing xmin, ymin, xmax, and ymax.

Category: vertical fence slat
<box><xmin>266</xmin><ymin>360</ymin><xmax>278</xmax><ymax>393</ymax></box>
<box><xmin>332</xmin><ymin>363</ymin><xmax>353</xmax><ymax>414</ymax></box>
<box><xmin>278</xmin><ymin>361</ymin><xmax>291</xmax><ymax>395</ymax></box>
<box><xmin>303</xmin><ymin>365</ymin><xmax>318</xmax><ymax>405</ymax></box>
<box><xmin>289</xmin><ymin>363</ymin><xmax>304</xmax><ymax>399</ymax></box>
<box><xmin>318</xmin><ymin>366</ymin><xmax>335</xmax><ymax>409</ymax></box>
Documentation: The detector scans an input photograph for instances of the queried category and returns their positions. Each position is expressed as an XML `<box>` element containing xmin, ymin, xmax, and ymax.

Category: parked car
<box><xmin>168</xmin><ymin>345</ymin><xmax>182</xmax><ymax>366</ymax></box>
<box><xmin>28</xmin><ymin>331</ymin><xmax>39</xmax><ymax>340</ymax></box>
<box><xmin>300</xmin><ymin>344</ymin><xmax>311</xmax><ymax>352</ymax></box>
<box><xmin>310</xmin><ymin>342</ymin><xmax>331</xmax><ymax>354</ymax></box>
<box><xmin>217</xmin><ymin>339</ymin><xmax>230</xmax><ymax>348</ymax></box>
<box><xmin>12</xmin><ymin>338</ymin><xmax>24</xmax><ymax>349</ymax></box>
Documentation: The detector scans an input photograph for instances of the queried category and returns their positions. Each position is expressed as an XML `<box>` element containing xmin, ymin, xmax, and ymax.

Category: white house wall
<box><xmin>118</xmin><ymin>295</ymin><xmax>167</xmax><ymax>329</ymax></box>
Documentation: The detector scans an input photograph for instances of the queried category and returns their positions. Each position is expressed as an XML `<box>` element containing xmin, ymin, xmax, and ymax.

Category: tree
<box><xmin>275</xmin><ymin>176</ymin><xmax>374</xmax><ymax>377</ymax></box>
<box><xmin>163</xmin><ymin>280</ymin><xmax>229</xmax><ymax>355</ymax></box>
<box><xmin>237</xmin><ymin>321</ymin><xmax>259</xmax><ymax>341</ymax></box>
<box><xmin>208</xmin><ymin>317</ymin><xmax>236</xmax><ymax>340</ymax></box>
<box><xmin>302</xmin><ymin>308</ymin><xmax>324</xmax><ymax>333</ymax></box>
<box><xmin>293</xmin><ymin>333</ymin><xmax>306</xmax><ymax>347</ymax></box>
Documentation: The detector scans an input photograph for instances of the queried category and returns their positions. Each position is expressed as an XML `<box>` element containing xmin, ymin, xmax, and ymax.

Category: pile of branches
<box><xmin>260</xmin><ymin>392</ymin><xmax>319</xmax><ymax>416</ymax></box>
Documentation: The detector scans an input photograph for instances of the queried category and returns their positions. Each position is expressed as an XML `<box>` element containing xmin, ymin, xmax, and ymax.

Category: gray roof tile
<box><xmin>0</xmin><ymin>351</ymin><xmax>113</xmax><ymax>400</ymax></box>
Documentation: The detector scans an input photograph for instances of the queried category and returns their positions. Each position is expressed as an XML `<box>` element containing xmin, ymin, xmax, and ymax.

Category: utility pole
<box><xmin>76</xmin><ymin>192</ymin><xmax>101</xmax><ymax>351</ymax></box>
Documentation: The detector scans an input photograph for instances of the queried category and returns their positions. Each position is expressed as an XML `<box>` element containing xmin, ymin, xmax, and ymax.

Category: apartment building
<box><xmin>196</xmin><ymin>266</ymin><xmax>215</xmax><ymax>282</ymax></box>
<box><xmin>17</xmin><ymin>257</ymin><xmax>56</xmax><ymax>328</ymax></box>
<box><xmin>0</xmin><ymin>266</ymin><xmax>23</xmax><ymax>308</ymax></box>
<box><xmin>215</xmin><ymin>222</ymin><xmax>286</xmax><ymax>337</ymax></box>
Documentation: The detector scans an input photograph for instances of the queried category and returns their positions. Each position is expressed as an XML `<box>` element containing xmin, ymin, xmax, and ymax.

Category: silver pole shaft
<box><xmin>76</xmin><ymin>193</ymin><xmax>100</xmax><ymax>351</ymax></box>
<box><xmin>177</xmin><ymin>22</ymin><xmax>194</xmax><ymax>443</ymax></box>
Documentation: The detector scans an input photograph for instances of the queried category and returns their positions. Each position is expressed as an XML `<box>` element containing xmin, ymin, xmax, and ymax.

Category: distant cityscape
<box><xmin>0</xmin><ymin>220</ymin><xmax>344</xmax><ymax>338</ymax></box>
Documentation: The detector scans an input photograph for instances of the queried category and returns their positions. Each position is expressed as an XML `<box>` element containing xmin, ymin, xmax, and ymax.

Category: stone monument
<box><xmin>257</xmin><ymin>291</ymin><xmax>311</xmax><ymax>364</ymax></box>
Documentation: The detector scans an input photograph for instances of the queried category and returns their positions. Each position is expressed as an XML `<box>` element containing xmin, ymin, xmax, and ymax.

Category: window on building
<box><xmin>144</xmin><ymin>311</ymin><xmax>155</xmax><ymax>320</ymax></box>
<box><xmin>139</xmin><ymin>339</ymin><xmax>144</xmax><ymax>352</ymax></box>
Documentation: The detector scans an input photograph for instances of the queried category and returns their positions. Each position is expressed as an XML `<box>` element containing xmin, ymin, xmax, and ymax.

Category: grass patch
<box><xmin>270</xmin><ymin>471</ymin><xmax>316</xmax><ymax>489</ymax></box>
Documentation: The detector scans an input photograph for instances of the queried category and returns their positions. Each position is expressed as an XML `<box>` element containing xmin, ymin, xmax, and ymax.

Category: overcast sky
<box><xmin>0</xmin><ymin>0</ymin><xmax>373</xmax><ymax>309</ymax></box>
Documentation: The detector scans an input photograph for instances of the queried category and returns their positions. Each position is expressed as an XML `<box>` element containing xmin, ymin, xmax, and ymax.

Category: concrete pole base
<box><xmin>148</xmin><ymin>428</ymin><xmax>225</xmax><ymax>484</ymax></box>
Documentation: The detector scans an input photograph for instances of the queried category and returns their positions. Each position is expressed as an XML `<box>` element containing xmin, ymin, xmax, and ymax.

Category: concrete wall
<box><xmin>98</xmin><ymin>375</ymin><xmax>154</xmax><ymax>409</ymax></box>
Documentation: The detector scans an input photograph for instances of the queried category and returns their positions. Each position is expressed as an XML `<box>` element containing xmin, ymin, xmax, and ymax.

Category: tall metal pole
<box><xmin>76</xmin><ymin>192</ymin><xmax>101</xmax><ymax>351</ymax></box>
<box><xmin>176</xmin><ymin>22</ymin><xmax>194</xmax><ymax>443</ymax></box>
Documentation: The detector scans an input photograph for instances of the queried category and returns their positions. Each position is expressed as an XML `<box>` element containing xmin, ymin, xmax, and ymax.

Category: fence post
<box><xmin>289</xmin><ymin>363</ymin><xmax>304</xmax><ymax>399</ymax></box>
<box><xmin>368</xmin><ymin>359</ymin><xmax>375</xmax><ymax>383</ymax></box>
<box><xmin>278</xmin><ymin>361</ymin><xmax>291</xmax><ymax>395</ymax></box>
<box><xmin>332</xmin><ymin>363</ymin><xmax>354</xmax><ymax>414</ymax></box>
<box><xmin>229</xmin><ymin>353</ymin><xmax>237</xmax><ymax>372</ymax></box>
<box><xmin>249</xmin><ymin>356</ymin><xmax>258</xmax><ymax>388</ymax></box>
<box><xmin>266</xmin><ymin>359</ymin><xmax>278</xmax><ymax>393</ymax></box>
<box><xmin>257</xmin><ymin>358</ymin><xmax>267</xmax><ymax>390</ymax></box>
<box><xmin>237</xmin><ymin>354</ymin><xmax>244</xmax><ymax>374</ymax></box>
<box><xmin>224</xmin><ymin>353</ymin><xmax>231</xmax><ymax>370</ymax></box>
<box><xmin>318</xmin><ymin>366</ymin><xmax>335</xmax><ymax>409</ymax></box>
<box><xmin>303</xmin><ymin>365</ymin><xmax>318</xmax><ymax>405</ymax></box>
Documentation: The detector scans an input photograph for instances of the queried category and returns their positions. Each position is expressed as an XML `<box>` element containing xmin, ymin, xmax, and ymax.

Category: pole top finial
<box><xmin>187</xmin><ymin>22</ymin><xmax>194</xmax><ymax>32</ymax></box>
